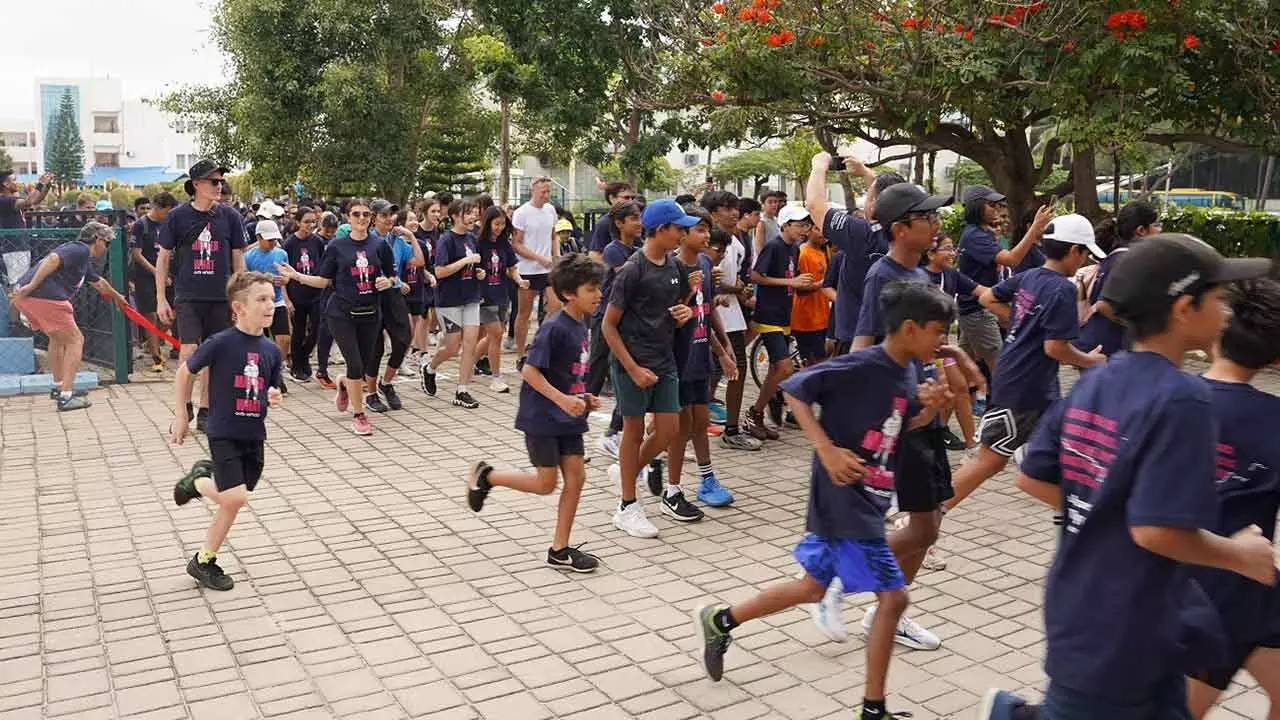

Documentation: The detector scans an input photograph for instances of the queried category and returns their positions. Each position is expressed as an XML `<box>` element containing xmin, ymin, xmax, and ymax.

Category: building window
<box><xmin>94</xmin><ymin>115</ymin><xmax>120</xmax><ymax>134</ymax></box>
<box><xmin>173</xmin><ymin>120</ymin><xmax>186</xmax><ymax>134</ymax></box>
<box><xmin>2</xmin><ymin>132</ymin><xmax>30</xmax><ymax>147</ymax></box>
<box><xmin>95</xmin><ymin>152</ymin><xmax>119</xmax><ymax>167</ymax></box>
<box><xmin>175</xmin><ymin>154</ymin><xmax>191</xmax><ymax>169</ymax></box>
<box><xmin>683</xmin><ymin>153</ymin><xmax>699</xmax><ymax>168</ymax></box>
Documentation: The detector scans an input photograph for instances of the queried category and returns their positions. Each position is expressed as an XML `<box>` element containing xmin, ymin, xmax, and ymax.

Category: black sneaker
<box><xmin>941</xmin><ymin>428</ymin><xmax>966</xmax><ymax>451</ymax></box>
<box><xmin>768</xmin><ymin>394</ymin><xmax>784</xmax><ymax>427</ymax></box>
<box><xmin>195</xmin><ymin>407</ymin><xmax>209</xmax><ymax>433</ymax></box>
<box><xmin>278</xmin><ymin>382</ymin><xmax>288</xmax><ymax>395</ymax></box>
<box><xmin>783</xmin><ymin>411</ymin><xmax>800</xmax><ymax>430</ymax></box>
<box><xmin>365</xmin><ymin>393</ymin><xmax>389</xmax><ymax>413</ymax></box>
<box><xmin>379</xmin><ymin>383</ymin><xmax>402</xmax><ymax>410</ymax></box>
<box><xmin>516</xmin><ymin>356</ymin><xmax>526</xmax><ymax>372</ymax></box>
<box><xmin>186</xmin><ymin>401</ymin><xmax>195</xmax><ymax>422</ymax></box>
<box><xmin>173</xmin><ymin>460</ymin><xmax>214</xmax><ymax>506</ymax></box>
<box><xmin>474</xmin><ymin>357</ymin><xmax>492</xmax><ymax>376</ymax></box>
<box><xmin>646</xmin><ymin>459</ymin><xmax>665</xmax><ymax>497</ymax></box>
<box><xmin>453</xmin><ymin>390</ymin><xmax>479</xmax><ymax>409</ymax></box>
<box><xmin>692</xmin><ymin>605</ymin><xmax>732</xmax><ymax>681</ymax></box>
<box><xmin>289</xmin><ymin>372</ymin><xmax>312</xmax><ymax>384</ymax></box>
<box><xmin>466</xmin><ymin>460</ymin><xmax>492</xmax><ymax>512</ymax></box>
<box><xmin>547</xmin><ymin>545</ymin><xmax>600</xmax><ymax>573</ymax></box>
<box><xmin>187</xmin><ymin>554</ymin><xmax>234</xmax><ymax>591</ymax></box>
<box><xmin>661</xmin><ymin>490</ymin><xmax>705</xmax><ymax>522</ymax></box>
<box><xmin>859</xmin><ymin>706</ymin><xmax>915</xmax><ymax>720</ymax></box>
<box><xmin>48</xmin><ymin>388</ymin><xmax>89</xmax><ymax>400</ymax></box>
<box><xmin>421</xmin><ymin>369</ymin><xmax>437</xmax><ymax>396</ymax></box>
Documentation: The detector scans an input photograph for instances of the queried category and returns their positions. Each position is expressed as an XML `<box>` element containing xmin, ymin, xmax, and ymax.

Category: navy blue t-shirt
<box><xmin>1015</xmin><ymin>244</ymin><xmax>1046</xmax><ymax>275</ymax></box>
<box><xmin>415</xmin><ymin>228</ymin><xmax>438</xmax><ymax>306</ymax></box>
<box><xmin>597</xmin><ymin>240</ymin><xmax>638</xmax><ymax>319</ymax></box>
<box><xmin>589</xmin><ymin>221</ymin><xmax>613</xmax><ymax>254</ymax></box>
<box><xmin>434</xmin><ymin>229</ymin><xmax>482</xmax><ymax>307</ymax></box>
<box><xmin>316</xmin><ymin>234</ymin><xmax>394</xmax><ymax>313</ymax></box>
<box><xmin>752</xmin><ymin>237</ymin><xmax>798</xmax><ymax>327</ymax></box>
<box><xmin>956</xmin><ymin>224</ymin><xmax>1002</xmax><ymax>315</ymax></box>
<box><xmin>673</xmin><ymin>253</ymin><xmax>715</xmax><ymax>382</ymax></box>
<box><xmin>1020</xmin><ymin>351</ymin><xmax>1218</xmax><ymax>704</ymax></box>
<box><xmin>130</xmin><ymin>215</ymin><xmax>162</xmax><ymax>283</ymax></box>
<box><xmin>184</xmin><ymin>327</ymin><xmax>284</xmax><ymax>441</ymax></box>
<box><xmin>476</xmin><ymin>235</ymin><xmax>518</xmax><ymax>307</ymax></box>
<box><xmin>821</xmin><ymin>209</ymin><xmax>875</xmax><ymax>341</ymax></box>
<box><xmin>989</xmin><ymin>267</ymin><xmax>1078</xmax><ymax>412</ymax></box>
<box><xmin>824</xmin><ymin>251</ymin><xmax>843</xmax><ymax>337</ymax></box>
<box><xmin>158</xmin><ymin>202</ymin><xmax>248</xmax><ymax>303</ymax></box>
<box><xmin>855</xmin><ymin>257</ymin><xmax>929</xmax><ymax>341</ymax></box>
<box><xmin>1074</xmin><ymin>249</ymin><xmax>1128</xmax><ymax>356</ymax></box>
<box><xmin>926</xmin><ymin>267</ymin><xmax>978</xmax><ymax>300</ymax></box>
<box><xmin>282</xmin><ymin>233</ymin><xmax>326</xmax><ymax>305</ymax></box>
<box><xmin>515</xmin><ymin>310</ymin><xmax>590</xmax><ymax>436</ymax></box>
<box><xmin>19</xmin><ymin>241</ymin><xmax>99</xmax><ymax>301</ymax></box>
<box><xmin>780</xmin><ymin>346</ymin><xmax>915</xmax><ymax>539</ymax></box>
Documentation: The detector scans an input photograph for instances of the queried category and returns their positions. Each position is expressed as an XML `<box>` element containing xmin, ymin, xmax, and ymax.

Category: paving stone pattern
<box><xmin>0</xmin><ymin>356</ymin><xmax>1269</xmax><ymax>719</ymax></box>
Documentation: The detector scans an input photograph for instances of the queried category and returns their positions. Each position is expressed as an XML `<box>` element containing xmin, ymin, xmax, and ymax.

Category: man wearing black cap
<box><xmin>979</xmin><ymin>235</ymin><xmax>1274</xmax><ymax>720</ymax></box>
<box><xmin>156</xmin><ymin>160</ymin><xmax>248</xmax><ymax>432</ymax></box>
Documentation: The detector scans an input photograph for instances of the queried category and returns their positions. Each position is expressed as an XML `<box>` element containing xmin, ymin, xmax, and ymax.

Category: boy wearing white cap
<box><xmin>244</xmin><ymin>220</ymin><xmax>292</xmax><ymax>377</ymax></box>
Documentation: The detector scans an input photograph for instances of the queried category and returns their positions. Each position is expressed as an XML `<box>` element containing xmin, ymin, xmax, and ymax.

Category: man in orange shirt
<box><xmin>791</xmin><ymin>223</ymin><xmax>831</xmax><ymax>366</ymax></box>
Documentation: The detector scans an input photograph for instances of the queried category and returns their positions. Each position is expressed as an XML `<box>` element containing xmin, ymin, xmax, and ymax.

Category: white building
<box><xmin>0</xmin><ymin>77</ymin><xmax>197</xmax><ymax>185</ymax></box>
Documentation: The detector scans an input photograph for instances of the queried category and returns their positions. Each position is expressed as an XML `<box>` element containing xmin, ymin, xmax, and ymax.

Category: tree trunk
<box><xmin>1259</xmin><ymin>156</ymin><xmax>1276</xmax><ymax>211</ymax></box>
<box><xmin>499</xmin><ymin>97</ymin><xmax>511</xmax><ymax>206</ymax></box>
<box><xmin>913</xmin><ymin>151</ymin><xmax>925</xmax><ymax>186</ymax></box>
<box><xmin>753</xmin><ymin>175</ymin><xmax>766</xmax><ymax>199</ymax></box>
<box><xmin>625</xmin><ymin>108</ymin><xmax>643</xmax><ymax>188</ymax></box>
<box><xmin>1072</xmin><ymin>147</ymin><xmax>1103</xmax><ymax>221</ymax></box>
<box><xmin>926</xmin><ymin>151</ymin><xmax>937</xmax><ymax>193</ymax></box>
<box><xmin>1112</xmin><ymin>148</ymin><xmax>1121</xmax><ymax>213</ymax></box>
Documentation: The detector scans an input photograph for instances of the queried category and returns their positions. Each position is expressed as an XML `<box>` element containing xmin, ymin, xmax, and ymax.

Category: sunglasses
<box><xmin>201</xmin><ymin>178</ymin><xmax>228</xmax><ymax>186</ymax></box>
<box><xmin>898</xmin><ymin>211</ymin><xmax>940</xmax><ymax>225</ymax></box>
<box><xmin>350</xmin><ymin>211</ymin><xmax>372</xmax><ymax>218</ymax></box>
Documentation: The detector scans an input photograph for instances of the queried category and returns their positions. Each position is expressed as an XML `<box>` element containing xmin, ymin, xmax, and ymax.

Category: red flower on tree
<box><xmin>902</xmin><ymin>17</ymin><xmax>918</xmax><ymax>28</ymax></box>
<box><xmin>710</xmin><ymin>90</ymin><xmax>726</xmax><ymax>102</ymax></box>
<box><xmin>767</xmin><ymin>0</ymin><xmax>780</xmax><ymax>7</ymax></box>
<box><xmin>754</xmin><ymin>8</ymin><xmax>770</xmax><ymax>23</ymax></box>
<box><xmin>935</xmin><ymin>23</ymin><xmax>946</xmax><ymax>33</ymax></box>
<box><xmin>766</xmin><ymin>32</ymin><xmax>783</xmax><ymax>47</ymax></box>
<box><xmin>712</xmin><ymin>1</ymin><xmax>725</xmax><ymax>14</ymax></box>
<box><xmin>737</xmin><ymin>8</ymin><xmax>753</xmax><ymax>20</ymax></box>
<box><xmin>751</xmin><ymin>0</ymin><xmax>765</xmax><ymax>8</ymax></box>
<box><xmin>779</xmin><ymin>30</ymin><xmax>794</xmax><ymax>43</ymax></box>
<box><xmin>1105</xmin><ymin>10</ymin><xmax>1146</xmax><ymax>32</ymax></box>
<box><xmin>1062</xmin><ymin>41</ymin><xmax>1075</xmax><ymax>51</ymax></box>
<box><xmin>954</xmin><ymin>24</ymin><xmax>966</xmax><ymax>33</ymax></box>
<box><xmin>1183</xmin><ymin>34</ymin><xmax>1199</xmax><ymax>50</ymax></box>
<box><xmin>807</xmin><ymin>35</ymin><xmax>824</xmax><ymax>47</ymax></box>
<box><xmin>1271</xmin><ymin>36</ymin><xmax>1280</xmax><ymax>53</ymax></box>
<box><xmin>964</xmin><ymin>30</ymin><xmax>974</xmax><ymax>40</ymax></box>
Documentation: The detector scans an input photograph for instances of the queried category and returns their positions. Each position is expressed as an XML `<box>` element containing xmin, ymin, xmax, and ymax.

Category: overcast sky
<box><xmin>0</xmin><ymin>0</ymin><xmax>230</xmax><ymax>121</ymax></box>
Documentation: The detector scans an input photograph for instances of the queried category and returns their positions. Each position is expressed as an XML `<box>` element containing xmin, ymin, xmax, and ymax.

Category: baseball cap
<box><xmin>873</xmin><ymin>184</ymin><xmax>953</xmax><ymax>226</ymax></box>
<box><xmin>641</xmin><ymin>198</ymin><xmax>701</xmax><ymax>230</ymax></box>
<box><xmin>370</xmin><ymin>199</ymin><xmax>399</xmax><ymax>215</ymax></box>
<box><xmin>778</xmin><ymin>205</ymin><xmax>811</xmax><ymax>225</ymax></box>
<box><xmin>256</xmin><ymin>199</ymin><xmax>284</xmax><ymax>219</ymax></box>
<box><xmin>184</xmin><ymin>159</ymin><xmax>229</xmax><ymax>195</ymax></box>
<box><xmin>1102</xmin><ymin>233</ymin><xmax>1272</xmax><ymax>314</ymax></box>
<box><xmin>255</xmin><ymin>220</ymin><xmax>283</xmax><ymax>240</ymax></box>
<box><xmin>961</xmin><ymin>185</ymin><xmax>1006</xmax><ymax>206</ymax></box>
<box><xmin>1043</xmin><ymin>214</ymin><xmax>1106</xmax><ymax>259</ymax></box>
<box><xmin>554</xmin><ymin>219</ymin><xmax>574</xmax><ymax>234</ymax></box>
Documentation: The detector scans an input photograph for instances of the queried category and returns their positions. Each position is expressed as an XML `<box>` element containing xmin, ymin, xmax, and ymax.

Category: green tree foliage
<box><xmin>713</xmin><ymin>148</ymin><xmax>785</xmax><ymax>197</ymax></box>
<box><xmin>44</xmin><ymin>90</ymin><xmax>84</xmax><ymax>188</ymax></box>
<box><xmin>0</xmin><ymin>139</ymin><xmax>12</xmax><ymax>172</ymax></box>
<box><xmin>418</xmin><ymin>110</ymin><xmax>499</xmax><ymax>195</ymax></box>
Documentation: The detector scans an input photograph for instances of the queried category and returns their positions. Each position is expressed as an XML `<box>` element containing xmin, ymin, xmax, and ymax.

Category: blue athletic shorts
<box><xmin>793</xmin><ymin>534</ymin><xmax>904</xmax><ymax>594</ymax></box>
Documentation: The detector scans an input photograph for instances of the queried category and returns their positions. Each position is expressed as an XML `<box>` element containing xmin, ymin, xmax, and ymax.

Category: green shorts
<box><xmin>610</xmin><ymin>361</ymin><xmax>680</xmax><ymax>417</ymax></box>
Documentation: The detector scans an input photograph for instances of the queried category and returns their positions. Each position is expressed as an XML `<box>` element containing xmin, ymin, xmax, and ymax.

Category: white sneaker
<box><xmin>612</xmin><ymin>501</ymin><xmax>659</xmax><ymax>538</ymax></box>
<box><xmin>490</xmin><ymin>378</ymin><xmax>510</xmax><ymax>393</ymax></box>
<box><xmin>418</xmin><ymin>352</ymin><xmax>432</xmax><ymax>371</ymax></box>
<box><xmin>503</xmin><ymin>337</ymin><xmax>516</xmax><ymax>351</ymax></box>
<box><xmin>597</xmin><ymin>432</ymin><xmax>621</xmax><ymax>460</ymax></box>
<box><xmin>809</xmin><ymin>577</ymin><xmax>848</xmax><ymax>643</ymax></box>
<box><xmin>398</xmin><ymin>362</ymin><xmax>417</xmax><ymax>378</ymax></box>
<box><xmin>862</xmin><ymin>606</ymin><xmax>941</xmax><ymax>650</ymax></box>
<box><xmin>429</xmin><ymin>333</ymin><xmax>439</xmax><ymax>347</ymax></box>
<box><xmin>921</xmin><ymin>546</ymin><xmax>948</xmax><ymax>571</ymax></box>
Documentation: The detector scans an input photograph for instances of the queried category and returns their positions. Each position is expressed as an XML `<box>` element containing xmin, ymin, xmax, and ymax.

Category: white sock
<box><xmin>59</xmin><ymin>390</ymin><xmax>72</xmax><ymax>400</ymax></box>
<box><xmin>457</xmin><ymin>384</ymin><xmax>468</xmax><ymax>393</ymax></box>
<box><xmin>492</xmin><ymin>370</ymin><xmax>501</xmax><ymax>380</ymax></box>
<box><xmin>664</xmin><ymin>484</ymin><xmax>682</xmax><ymax>498</ymax></box>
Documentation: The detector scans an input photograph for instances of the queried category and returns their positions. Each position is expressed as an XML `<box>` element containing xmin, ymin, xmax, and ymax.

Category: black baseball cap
<box><xmin>183</xmin><ymin>159</ymin><xmax>229</xmax><ymax>195</ymax></box>
<box><xmin>370</xmin><ymin>199</ymin><xmax>399</xmax><ymax>215</ymax></box>
<box><xmin>873</xmin><ymin>184</ymin><xmax>953</xmax><ymax>226</ymax></box>
<box><xmin>1102</xmin><ymin>233</ymin><xmax>1272</xmax><ymax>314</ymax></box>
<box><xmin>961</xmin><ymin>185</ymin><xmax>1006</xmax><ymax>206</ymax></box>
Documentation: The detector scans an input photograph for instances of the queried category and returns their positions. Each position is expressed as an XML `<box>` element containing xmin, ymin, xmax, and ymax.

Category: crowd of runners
<box><xmin>4</xmin><ymin>151</ymin><xmax>1280</xmax><ymax>720</ymax></box>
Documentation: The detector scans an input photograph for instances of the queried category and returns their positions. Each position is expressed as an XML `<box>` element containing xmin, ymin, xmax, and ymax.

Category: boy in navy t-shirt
<box><xmin>465</xmin><ymin>254</ymin><xmax>605</xmax><ymax>572</ymax></box>
<box><xmin>1183</xmin><ymin>278</ymin><xmax>1280</xmax><ymax>718</ymax></box>
<box><xmin>695</xmin><ymin>282</ymin><xmax>955</xmax><ymax>720</ymax></box>
<box><xmin>171</xmin><ymin>271</ymin><xmax>284</xmax><ymax>591</ymax></box>
<box><xmin>944</xmin><ymin>214</ymin><xmax>1108</xmax><ymax>512</ymax></box>
<box><xmin>979</xmin><ymin>234</ymin><xmax>1276</xmax><ymax>720</ymax></box>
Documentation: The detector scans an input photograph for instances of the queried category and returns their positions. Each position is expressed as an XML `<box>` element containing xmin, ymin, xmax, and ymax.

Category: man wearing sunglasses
<box><xmin>156</xmin><ymin>160</ymin><xmax>249</xmax><ymax>432</ymax></box>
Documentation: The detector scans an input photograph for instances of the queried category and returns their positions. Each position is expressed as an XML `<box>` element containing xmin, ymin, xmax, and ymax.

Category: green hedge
<box><xmin>938</xmin><ymin>205</ymin><xmax>1280</xmax><ymax>258</ymax></box>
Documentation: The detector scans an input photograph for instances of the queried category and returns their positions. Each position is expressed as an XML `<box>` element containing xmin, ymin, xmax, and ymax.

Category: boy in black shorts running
<box><xmin>465</xmin><ymin>254</ymin><xmax>604</xmax><ymax>572</ymax></box>
<box><xmin>170</xmin><ymin>271</ymin><xmax>284</xmax><ymax>590</ymax></box>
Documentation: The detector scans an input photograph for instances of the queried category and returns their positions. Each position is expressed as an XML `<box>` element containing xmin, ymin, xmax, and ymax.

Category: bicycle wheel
<box><xmin>749</xmin><ymin>334</ymin><xmax>770</xmax><ymax>389</ymax></box>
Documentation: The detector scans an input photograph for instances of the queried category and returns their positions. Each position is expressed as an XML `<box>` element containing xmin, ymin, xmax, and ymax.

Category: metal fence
<box><xmin>1</xmin><ymin>210</ymin><xmax>131</xmax><ymax>383</ymax></box>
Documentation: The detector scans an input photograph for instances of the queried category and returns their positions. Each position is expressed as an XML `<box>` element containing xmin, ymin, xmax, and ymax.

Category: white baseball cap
<box><xmin>255</xmin><ymin>220</ymin><xmax>283</xmax><ymax>240</ymax></box>
<box><xmin>256</xmin><ymin>199</ymin><xmax>285</xmax><ymax>219</ymax></box>
<box><xmin>778</xmin><ymin>205</ymin><xmax>811</xmax><ymax>225</ymax></box>
<box><xmin>1044</xmin><ymin>213</ymin><xmax>1106</xmax><ymax>259</ymax></box>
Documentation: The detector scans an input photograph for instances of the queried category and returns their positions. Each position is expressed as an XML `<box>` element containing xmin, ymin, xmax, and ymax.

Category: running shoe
<box><xmin>172</xmin><ymin>460</ymin><xmax>214</xmax><ymax>507</ymax></box>
<box><xmin>420</xmin><ymin>369</ymin><xmax>437</xmax><ymax>396</ymax></box>
<box><xmin>335</xmin><ymin>376</ymin><xmax>350</xmax><ymax>412</ymax></box>
<box><xmin>809</xmin><ymin>577</ymin><xmax>848</xmax><ymax>643</ymax></box>
<box><xmin>151</xmin><ymin>357</ymin><xmax>165</xmax><ymax>373</ymax></box>
<box><xmin>975</xmin><ymin>689</ymin><xmax>1029</xmax><ymax>720</ymax></box>
<box><xmin>744</xmin><ymin>408</ymin><xmax>778</xmax><ymax>441</ymax></box>
<box><xmin>645</xmin><ymin>459</ymin><xmax>665</xmax><ymax>497</ymax></box>
<box><xmin>596</xmin><ymin>432</ymin><xmax>621</xmax><ymax>460</ymax></box>
<box><xmin>351</xmin><ymin>413</ymin><xmax>373</xmax><ymax>436</ymax></box>
<box><xmin>708</xmin><ymin>400</ymin><xmax>727</xmax><ymax>426</ymax></box>
<box><xmin>397</xmin><ymin>362</ymin><xmax>416</xmax><ymax>378</ymax></box>
<box><xmin>547</xmin><ymin>544</ymin><xmax>599</xmax><ymax>573</ymax></box>
<box><xmin>696</xmin><ymin>474</ymin><xmax>734</xmax><ymax>507</ymax></box>
<box><xmin>692</xmin><ymin>605</ymin><xmax>732</xmax><ymax>681</ymax></box>
<box><xmin>661</xmin><ymin>489</ymin><xmax>704</xmax><ymax>522</ymax></box>
<box><xmin>187</xmin><ymin>554</ymin><xmax>234</xmax><ymax>591</ymax></box>
<box><xmin>365</xmin><ymin>393</ymin><xmax>389</xmax><ymax>413</ymax></box>
<box><xmin>720</xmin><ymin>431</ymin><xmax>762</xmax><ymax>451</ymax></box>
<box><xmin>942</xmin><ymin>428</ymin><xmax>967</xmax><ymax>451</ymax></box>
<box><xmin>474</xmin><ymin>357</ymin><xmax>492</xmax><ymax>376</ymax></box>
<box><xmin>56</xmin><ymin>395</ymin><xmax>92</xmax><ymax>412</ymax></box>
<box><xmin>489</xmin><ymin>378</ymin><xmax>510</xmax><ymax>393</ymax></box>
<box><xmin>611</xmin><ymin>500</ymin><xmax>659</xmax><ymax>538</ymax></box>
<box><xmin>453</xmin><ymin>390</ymin><xmax>479</xmax><ymax>409</ymax></box>
<box><xmin>862</xmin><ymin>606</ymin><xmax>942</xmax><ymax>650</ymax></box>
<box><xmin>314</xmin><ymin>374</ymin><xmax>336</xmax><ymax>390</ymax></box>
<box><xmin>466</xmin><ymin>460</ymin><xmax>492</xmax><ymax>512</ymax></box>
<box><xmin>195</xmin><ymin>407</ymin><xmax>209</xmax><ymax>432</ymax></box>
<box><xmin>289</xmin><ymin>372</ymin><xmax>312</xmax><ymax>384</ymax></box>
<box><xmin>378</xmin><ymin>383</ymin><xmax>402</xmax><ymax>411</ymax></box>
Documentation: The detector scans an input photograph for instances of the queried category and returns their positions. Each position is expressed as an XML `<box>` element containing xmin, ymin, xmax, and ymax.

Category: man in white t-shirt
<box><xmin>510</xmin><ymin>176</ymin><xmax>562</xmax><ymax>362</ymax></box>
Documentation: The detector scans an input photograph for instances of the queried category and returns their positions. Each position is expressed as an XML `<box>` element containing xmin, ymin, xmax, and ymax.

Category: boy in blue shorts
<box><xmin>171</xmin><ymin>271</ymin><xmax>284</xmax><ymax>591</ymax></box>
<box><xmin>465</xmin><ymin>254</ymin><xmax>605</xmax><ymax>572</ymax></box>
<box><xmin>695</xmin><ymin>281</ymin><xmax>955</xmax><ymax>720</ymax></box>
<box><xmin>980</xmin><ymin>234</ymin><xmax>1276</xmax><ymax>720</ymax></box>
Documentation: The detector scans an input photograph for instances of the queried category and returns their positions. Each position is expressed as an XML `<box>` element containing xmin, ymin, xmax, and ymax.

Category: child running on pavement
<box><xmin>602</xmin><ymin>199</ymin><xmax>697</xmax><ymax>539</ymax></box>
<box><xmin>465</xmin><ymin>253</ymin><xmax>606</xmax><ymax>572</ymax></box>
<box><xmin>694</xmin><ymin>281</ymin><xmax>954</xmax><ymax>720</ymax></box>
<box><xmin>171</xmin><ymin>271</ymin><xmax>284</xmax><ymax>590</ymax></box>
<box><xmin>979</xmin><ymin>234</ymin><xmax>1277</xmax><ymax>720</ymax></box>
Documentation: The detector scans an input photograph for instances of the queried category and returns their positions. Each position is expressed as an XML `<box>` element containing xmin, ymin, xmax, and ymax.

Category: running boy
<box><xmin>979</xmin><ymin>235</ymin><xmax>1276</xmax><ymax>719</ymax></box>
<box><xmin>465</xmin><ymin>254</ymin><xmax>605</xmax><ymax>572</ymax></box>
<box><xmin>602</xmin><ymin>199</ymin><xmax>697</xmax><ymax>539</ymax></box>
<box><xmin>694</xmin><ymin>281</ymin><xmax>955</xmax><ymax>720</ymax></box>
<box><xmin>945</xmin><ymin>213</ymin><xmax>1107</xmax><ymax>511</ymax></box>
<box><xmin>171</xmin><ymin>271</ymin><xmax>284</xmax><ymax>590</ymax></box>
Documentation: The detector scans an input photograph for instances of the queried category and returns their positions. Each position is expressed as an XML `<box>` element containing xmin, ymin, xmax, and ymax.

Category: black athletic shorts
<box><xmin>978</xmin><ymin>406</ymin><xmax>1045</xmax><ymax>458</ymax></box>
<box><xmin>405</xmin><ymin>299</ymin><xmax>426</xmax><ymax>316</ymax></box>
<box><xmin>895</xmin><ymin>426</ymin><xmax>954</xmax><ymax>513</ymax></box>
<box><xmin>760</xmin><ymin>331</ymin><xmax>791</xmax><ymax>364</ymax></box>
<box><xmin>525</xmin><ymin>433</ymin><xmax>585</xmax><ymax>468</ymax></box>
<box><xmin>793</xmin><ymin>330</ymin><xmax>827</xmax><ymax>363</ymax></box>
<box><xmin>175</xmin><ymin>300</ymin><xmax>230</xmax><ymax>344</ymax></box>
<box><xmin>833</xmin><ymin>339</ymin><xmax>852</xmax><ymax>356</ymax></box>
<box><xmin>525</xmin><ymin>274</ymin><xmax>550</xmax><ymax>293</ymax></box>
<box><xmin>269</xmin><ymin>306</ymin><xmax>290</xmax><ymax>337</ymax></box>
<box><xmin>134</xmin><ymin>276</ymin><xmax>158</xmax><ymax>314</ymax></box>
<box><xmin>678</xmin><ymin>378</ymin><xmax>710</xmax><ymax>407</ymax></box>
<box><xmin>210</xmin><ymin>438</ymin><xmax>265</xmax><ymax>492</ymax></box>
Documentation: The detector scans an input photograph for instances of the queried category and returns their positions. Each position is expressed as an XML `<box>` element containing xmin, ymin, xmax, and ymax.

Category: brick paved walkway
<box><xmin>0</xmin><ymin>357</ymin><xmax>1268</xmax><ymax>719</ymax></box>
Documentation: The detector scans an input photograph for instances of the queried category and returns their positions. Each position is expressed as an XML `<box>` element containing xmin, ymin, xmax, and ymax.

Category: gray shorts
<box><xmin>438</xmin><ymin>303</ymin><xmax>481</xmax><ymax>333</ymax></box>
<box><xmin>480</xmin><ymin>302</ymin><xmax>509</xmax><ymax>326</ymax></box>
<box><xmin>958</xmin><ymin>310</ymin><xmax>1003</xmax><ymax>360</ymax></box>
